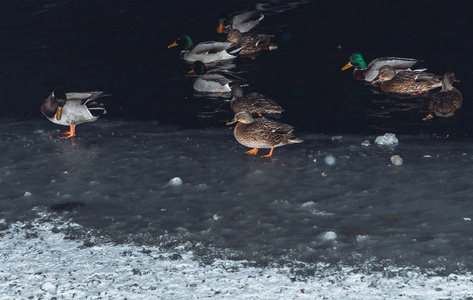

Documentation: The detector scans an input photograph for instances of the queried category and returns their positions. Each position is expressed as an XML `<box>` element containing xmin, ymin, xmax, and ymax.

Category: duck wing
<box><xmin>245</xmin><ymin>93</ymin><xmax>283</xmax><ymax>110</ymax></box>
<box><xmin>192</xmin><ymin>42</ymin><xmax>239</xmax><ymax>54</ymax></box>
<box><xmin>231</xmin><ymin>11</ymin><xmax>264</xmax><ymax>32</ymax></box>
<box><xmin>259</xmin><ymin>118</ymin><xmax>294</xmax><ymax>134</ymax></box>
<box><xmin>364</xmin><ymin>57</ymin><xmax>423</xmax><ymax>82</ymax></box>
<box><xmin>66</xmin><ymin>91</ymin><xmax>110</xmax><ymax>105</ymax></box>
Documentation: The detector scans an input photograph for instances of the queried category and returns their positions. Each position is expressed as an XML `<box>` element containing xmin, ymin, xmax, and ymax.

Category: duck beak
<box><xmin>226</xmin><ymin>118</ymin><xmax>237</xmax><ymax>125</ymax></box>
<box><xmin>341</xmin><ymin>61</ymin><xmax>353</xmax><ymax>71</ymax></box>
<box><xmin>217</xmin><ymin>23</ymin><xmax>224</xmax><ymax>33</ymax></box>
<box><xmin>371</xmin><ymin>76</ymin><xmax>382</xmax><ymax>84</ymax></box>
<box><xmin>55</xmin><ymin>106</ymin><xmax>63</xmax><ymax>120</ymax></box>
<box><xmin>168</xmin><ymin>41</ymin><xmax>178</xmax><ymax>48</ymax></box>
<box><xmin>188</xmin><ymin>69</ymin><xmax>195</xmax><ymax>74</ymax></box>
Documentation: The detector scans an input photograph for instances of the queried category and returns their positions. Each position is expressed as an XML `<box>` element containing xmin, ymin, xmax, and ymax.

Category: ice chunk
<box><xmin>324</xmin><ymin>155</ymin><xmax>336</xmax><ymax>166</ymax></box>
<box><xmin>375</xmin><ymin>133</ymin><xmax>398</xmax><ymax>145</ymax></box>
<box><xmin>24</xmin><ymin>191</ymin><xmax>31</xmax><ymax>197</ymax></box>
<box><xmin>464</xmin><ymin>217</ymin><xmax>471</xmax><ymax>221</ymax></box>
<box><xmin>41</xmin><ymin>282</ymin><xmax>57</xmax><ymax>294</ymax></box>
<box><xmin>390</xmin><ymin>155</ymin><xmax>403</xmax><ymax>166</ymax></box>
<box><xmin>361</xmin><ymin>140</ymin><xmax>370</xmax><ymax>146</ymax></box>
<box><xmin>331</xmin><ymin>135</ymin><xmax>343</xmax><ymax>141</ymax></box>
<box><xmin>322</xmin><ymin>231</ymin><xmax>337</xmax><ymax>240</ymax></box>
<box><xmin>168</xmin><ymin>177</ymin><xmax>183</xmax><ymax>186</ymax></box>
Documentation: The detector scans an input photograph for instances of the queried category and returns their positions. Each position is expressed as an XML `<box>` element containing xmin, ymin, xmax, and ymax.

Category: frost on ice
<box><xmin>375</xmin><ymin>133</ymin><xmax>399</xmax><ymax>145</ymax></box>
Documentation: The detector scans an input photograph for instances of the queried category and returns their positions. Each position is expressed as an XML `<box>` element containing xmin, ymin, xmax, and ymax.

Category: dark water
<box><xmin>2</xmin><ymin>0</ymin><xmax>472</xmax><ymax>135</ymax></box>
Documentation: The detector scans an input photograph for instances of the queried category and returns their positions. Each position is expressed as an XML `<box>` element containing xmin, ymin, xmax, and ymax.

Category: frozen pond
<box><xmin>2</xmin><ymin>118</ymin><xmax>473</xmax><ymax>298</ymax></box>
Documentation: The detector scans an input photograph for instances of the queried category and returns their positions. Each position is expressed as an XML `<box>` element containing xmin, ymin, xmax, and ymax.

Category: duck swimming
<box><xmin>226</xmin><ymin>111</ymin><xmax>303</xmax><ymax>158</ymax></box>
<box><xmin>168</xmin><ymin>34</ymin><xmax>242</xmax><ymax>63</ymax></box>
<box><xmin>227</xmin><ymin>29</ymin><xmax>278</xmax><ymax>56</ymax></box>
<box><xmin>188</xmin><ymin>61</ymin><xmax>242</xmax><ymax>94</ymax></box>
<box><xmin>217</xmin><ymin>11</ymin><xmax>264</xmax><ymax>34</ymax></box>
<box><xmin>371</xmin><ymin>65</ymin><xmax>441</xmax><ymax>95</ymax></box>
<box><xmin>40</xmin><ymin>90</ymin><xmax>108</xmax><ymax>138</ymax></box>
<box><xmin>341</xmin><ymin>53</ymin><xmax>423</xmax><ymax>82</ymax></box>
<box><xmin>424</xmin><ymin>71</ymin><xmax>462</xmax><ymax>120</ymax></box>
<box><xmin>230</xmin><ymin>83</ymin><xmax>284</xmax><ymax>116</ymax></box>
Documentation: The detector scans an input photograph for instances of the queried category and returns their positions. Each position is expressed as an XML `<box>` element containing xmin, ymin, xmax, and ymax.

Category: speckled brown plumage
<box><xmin>227</xmin><ymin>29</ymin><xmax>277</xmax><ymax>56</ymax></box>
<box><xmin>230</xmin><ymin>84</ymin><xmax>284</xmax><ymax>116</ymax></box>
<box><xmin>428</xmin><ymin>72</ymin><xmax>462</xmax><ymax>118</ymax></box>
<box><xmin>227</xmin><ymin>111</ymin><xmax>302</xmax><ymax>157</ymax></box>
<box><xmin>372</xmin><ymin>65</ymin><xmax>441</xmax><ymax>95</ymax></box>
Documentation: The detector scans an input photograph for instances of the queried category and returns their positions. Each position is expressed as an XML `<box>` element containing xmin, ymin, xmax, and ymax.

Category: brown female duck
<box><xmin>230</xmin><ymin>83</ymin><xmax>284</xmax><ymax>117</ymax></box>
<box><xmin>371</xmin><ymin>65</ymin><xmax>441</xmax><ymax>95</ymax></box>
<box><xmin>227</xmin><ymin>29</ymin><xmax>277</xmax><ymax>56</ymax></box>
<box><xmin>226</xmin><ymin>111</ymin><xmax>303</xmax><ymax>158</ymax></box>
<box><xmin>423</xmin><ymin>71</ymin><xmax>462</xmax><ymax>120</ymax></box>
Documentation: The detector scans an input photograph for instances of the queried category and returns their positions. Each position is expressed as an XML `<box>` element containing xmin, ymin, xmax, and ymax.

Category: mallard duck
<box><xmin>217</xmin><ymin>11</ymin><xmax>264</xmax><ymax>34</ymax></box>
<box><xmin>40</xmin><ymin>90</ymin><xmax>108</xmax><ymax>138</ymax></box>
<box><xmin>188</xmin><ymin>61</ymin><xmax>241</xmax><ymax>94</ymax></box>
<box><xmin>168</xmin><ymin>34</ymin><xmax>242</xmax><ymax>63</ymax></box>
<box><xmin>341</xmin><ymin>53</ymin><xmax>423</xmax><ymax>82</ymax></box>
<box><xmin>371</xmin><ymin>65</ymin><xmax>441</xmax><ymax>95</ymax></box>
<box><xmin>230</xmin><ymin>83</ymin><xmax>284</xmax><ymax>116</ymax></box>
<box><xmin>423</xmin><ymin>71</ymin><xmax>462</xmax><ymax>120</ymax></box>
<box><xmin>226</xmin><ymin>111</ymin><xmax>303</xmax><ymax>158</ymax></box>
<box><xmin>226</xmin><ymin>29</ymin><xmax>278</xmax><ymax>56</ymax></box>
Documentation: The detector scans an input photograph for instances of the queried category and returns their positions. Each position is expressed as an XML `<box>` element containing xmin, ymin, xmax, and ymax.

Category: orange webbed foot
<box><xmin>261</xmin><ymin>146</ymin><xmax>275</xmax><ymax>158</ymax></box>
<box><xmin>60</xmin><ymin>124</ymin><xmax>76</xmax><ymax>139</ymax></box>
<box><xmin>245</xmin><ymin>148</ymin><xmax>258</xmax><ymax>155</ymax></box>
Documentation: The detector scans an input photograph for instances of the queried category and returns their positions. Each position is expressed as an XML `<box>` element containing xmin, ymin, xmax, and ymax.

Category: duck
<box><xmin>371</xmin><ymin>65</ymin><xmax>441</xmax><ymax>95</ymax></box>
<box><xmin>188</xmin><ymin>61</ymin><xmax>242</xmax><ymax>94</ymax></box>
<box><xmin>168</xmin><ymin>34</ymin><xmax>242</xmax><ymax>63</ymax></box>
<box><xmin>341</xmin><ymin>53</ymin><xmax>423</xmax><ymax>82</ymax></box>
<box><xmin>423</xmin><ymin>71</ymin><xmax>462</xmax><ymax>120</ymax></box>
<box><xmin>226</xmin><ymin>29</ymin><xmax>278</xmax><ymax>56</ymax></box>
<box><xmin>40</xmin><ymin>90</ymin><xmax>108</xmax><ymax>138</ymax></box>
<box><xmin>226</xmin><ymin>111</ymin><xmax>303</xmax><ymax>158</ymax></box>
<box><xmin>230</xmin><ymin>83</ymin><xmax>284</xmax><ymax>116</ymax></box>
<box><xmin>217</xmin><ymin>11</ymin><xmax>264</xmax><ymax>34</ymax></box>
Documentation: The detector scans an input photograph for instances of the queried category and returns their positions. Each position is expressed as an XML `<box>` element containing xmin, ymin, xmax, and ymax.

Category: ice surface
<box><xmin>2</xmin><ymin>118</ymin><xmax>473</xmax><ymax>298</ymax></box>
<box><xmin>375</xmin><ymin>133</ymin><xmax>399</xmax><ymax>145</ymax></box>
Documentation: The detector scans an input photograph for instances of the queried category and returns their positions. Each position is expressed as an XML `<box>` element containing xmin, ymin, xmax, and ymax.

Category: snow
<box><xmin>375</xmin><ymin>133</ymin><xmax>399</xmax><ymax>146</ymax></box>
<box><xmin>1</xmin><ymin>213</ymin><xmax>473</xmax><ymax>299</ymax></box>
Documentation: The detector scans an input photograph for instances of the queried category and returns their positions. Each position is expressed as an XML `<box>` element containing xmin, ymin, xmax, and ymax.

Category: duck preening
<box><xmin>40</xmin><ymin>90</ymin><xmax>109</xmax><ymax>138</ymax></box>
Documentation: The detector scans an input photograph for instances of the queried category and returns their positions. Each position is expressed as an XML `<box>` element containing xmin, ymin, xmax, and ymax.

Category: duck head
<box><xmin>226</xmin><ymin>111</ymin><xmax>253</xmax><ymax>125</ymax></box>
<box><xmin>217</xmin><ymin>13</ymin><xmax>229</xmax><ymax>33</ymax></box>
<box><xmin>227</xmin><ymin>29</ymin><xmax>243</xmax><ymax>43</ymax></box>
<box><xmin>342</xmin><ymin>53</ymin><xmax>368</xmax><ymax>70</ymax></box>
<box><xmin>168</xmin><ymin>34</ymin><xmax>194</xmax><ymax>50</ymax></box>
<box><xmin>371</xmin><ymin>65</ymin><xmax>396</xmax><ymax>84</ymax></box>
<box><xmin>188</xmin><ymin>61</ymin><xmax>207</xmax><ymax>75</ymax></box>
<box><xmin>441</xmin><ymin>71</ymin><xmax>459</xmax><ymax>91</ymax></box>
<box><xmin>52</xmin><ymin>89</ymin><xmax>67</xmax><ymax>120</ymax></box>
<box><xmin>230</xmin><ymin>82</ymin><xmax>244</xmax><ymax>99</ymax></box>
